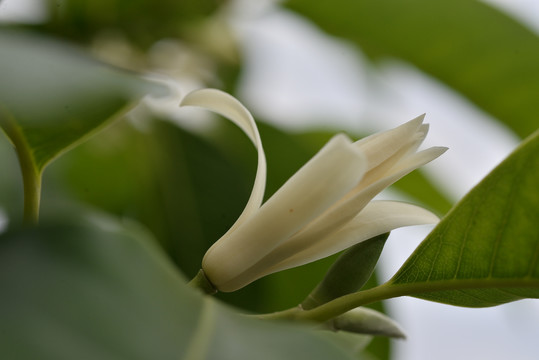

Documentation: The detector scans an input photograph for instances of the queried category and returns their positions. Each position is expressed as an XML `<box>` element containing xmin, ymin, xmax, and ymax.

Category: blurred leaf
<box><xmin>362</xmin><ymin>272</ymin><xmax>391</xmax><ymax>360</ymax></box>
<box><xmin>286</xmin><ymin>0</ymin><xmax>539</xmax><ymax>138</ymax></box>
<box><xmin>0</xmin><ymin>30</ymin><xmax>164</xmax><ymax>173</ymax></box>
<box><xmin>57</xmin><ymin>119</ymin><xmax>249</xmax><ymax>277</ymax></box>
<box><xmin>0</xmin><ymin>133</ymin><xmax>23</xmax><ymax>218</ymax></box>
<box><xmin>389</xmin><ymin>130</ymin><xmax>539</xmax><ymax>306</ymax></box>
<box><xmin>320</xmin><ymin>331</ymin><xmax>373</xmax><ymax>359</ymax></box>
<box><xmin>147</xmin><ymin>120</ymin><xmax>252</xmax><ymax>277</ymax></box>
<box><xmin>0</xmin><ymin>219</ymin><xmax>358</xmax><ymax>360</ymax></box>
<box><xmin>42</xmin><ymin>0</ymin><xmax>222</xmax><ymax>48</ymax></box>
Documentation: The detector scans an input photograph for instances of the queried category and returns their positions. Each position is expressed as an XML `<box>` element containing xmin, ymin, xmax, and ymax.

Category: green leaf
<box><xmin>0</xmin><ymin>219</ymin><xmax>356</xmax><ymax>360</ymax></box>
<box><xmin>302</xmin><ymin>233</ymin><xmax>389</xmax><ymax>310</ymax></box>
<box><xmin>389</xmin><ymin>129</ymin><xmax>539</xmax><ymax>306</ymax></box>
<box><xmin>285</xmin><ymin>0</ymin><xmax>539</xmax><ymax>138</ymax></box>
<box><xmin>42</xmin><ymin>0</ymin><xmax>221</xmax><ymax>48</ymax></box>
<box><xmin>57</xmin><ymin>119</ymin><xmax>251</xmax><ymax>280</ymax></box>
<box><xmin>0</xmin><ymin>30</ymin><xmax>165</xmax><ymax>223</ymax></box>
<box><xmin>0</xmin><ymin>30</ymin><xmax>162</xmax><ymax>171</ymax></box>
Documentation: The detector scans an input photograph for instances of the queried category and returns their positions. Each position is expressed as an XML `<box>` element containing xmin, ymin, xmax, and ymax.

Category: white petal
<box><xmin>180</xmin><ymin>89</ymin><xmax>266</xmax><ymax>232</ymax></box>
<box><xmin>262</xmin><ymin>200</ymin><xmax>439</xmax><ymax>275</ymax></box>
<box><xmin>272</xmin><ymin>145</ymin><xmax>446</xmax><ymax>267</ymax></box>
<box><xmin>388</xmin><ymin>146</ymin><xmax>448</xmax><ymax>175</ymax></box>
<box><xmin>351</xmin><ymin>120</ymin><xmax>429</xmax><ymax>190</ymax></box>
<box><xmin>330</xmin><ymin>145</ymin><xmax>448</xmax><ymax>222</ymax></box>
<box><xmin>203</xmin><ymin>134</ymin><xmax>367</xmax><ymax>291</ymax></box>
<box><xmin>354</xmin><ymin>115</ymin><xmax>424</xmax><ymax>172</ymax></box>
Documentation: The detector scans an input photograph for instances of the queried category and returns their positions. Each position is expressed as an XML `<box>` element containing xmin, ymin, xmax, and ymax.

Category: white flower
<box><xmin>180</xmin><ymin>89</ymin><xmax>447</xmax><ymax>292</ymax></box>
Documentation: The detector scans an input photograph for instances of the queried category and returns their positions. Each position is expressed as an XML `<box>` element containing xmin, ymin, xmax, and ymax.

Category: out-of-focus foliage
<box><xmin>286</xmin><ymin>0</ymin><xmax>539</xmax><ymax>139</ymax></box>
<box><xmin>0</xmin><ymin>220</ymin><xmax>357</xmax><ymax>360</ymax></box>
<box><xmin>1</xmin><ymin>0</ymin><xmax>539</xmax><ymax>359</ymax></box>
<box><xmin>0</xmin><ymin>30</ymin><xmax>161</xmax><ymax>172</ymax></box>
<box><xmin>42</xmin><ymin>0</ymin><xmax>223</xmax><ymax>48</ymax></box>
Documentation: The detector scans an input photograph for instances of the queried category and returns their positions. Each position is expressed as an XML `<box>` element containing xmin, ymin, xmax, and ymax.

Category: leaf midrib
<box><xmin>291</xmin><ymin>277</ymin><xmax>539</xmax><ymax>323</ymax></box>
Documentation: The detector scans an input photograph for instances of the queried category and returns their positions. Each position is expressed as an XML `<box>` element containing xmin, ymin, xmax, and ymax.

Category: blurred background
<box><xmin>1</xmin><ymin>0</ymin><xmax>538</xmax><ymax>359</ymax></box>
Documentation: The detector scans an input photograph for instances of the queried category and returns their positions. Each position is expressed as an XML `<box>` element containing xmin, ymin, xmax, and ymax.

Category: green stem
<box><xmin>0</xmin><ymin>109</ymin><xmax>42</xmax><ymax>225</ymax></box>
<box><xmin>260</xmin><ymin>277</ymin><xmax>539</xmax><ymax>323</ymax></box>
<box><xmin>259</xmin><ymin>283</ymin><xmax>394</xmax><ymax>322</ymax></box>
<box><xmin>21</xmin><ymin>157</ymin><xmax>42</xmax><ymax>225</ymax></box>
<box><xmin>189</xmin><ymin>269</ymin><xmax>218</xmax><ymax>295</ymax></box>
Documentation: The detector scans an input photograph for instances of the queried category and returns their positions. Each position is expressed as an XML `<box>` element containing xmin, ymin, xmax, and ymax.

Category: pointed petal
<box><xmin>351</xmin><ymin>120</ymin><xmax>430</xmax><ymax>191</ymax></box>
<box><xmin>180</xmin><ymin>89</ymin><xmax>266</xmax><ymax>232</ymax></box>
<box><xmin>278</xmin><ymin>145</ymin><xmax>447</xmax><ymax>262</ymax></box>
<box><xmin>388</xmin><ymin>146</ymin><xmax>448</xmax><ymax>174</ymax></box>
<box><xmin>203</xmin><ymin>134</ymin><xmax>367</xmax><ymax>291</ymax></box>
<box><xmin>354</xmin><ymin>114</ymin><xmax>424</xmax><ymax>172</ymax></box>
<box><xmin>263</xmin><ymin>200</ymin><xmax>439</xmax><ymax>275</ymax></box>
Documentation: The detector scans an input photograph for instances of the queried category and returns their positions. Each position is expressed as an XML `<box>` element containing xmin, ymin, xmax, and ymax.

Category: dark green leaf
<box><xmin>57</xmin><ymin>119</ymin><xmax>250</xmax><ymax>278</ymax></box>
<box><xmin>42</xmin><ymin>0</ymin><xmax>221</xmax><ymax>48</ymax></box>
<box><xmin>0</xmin><ymin>219</ymin><xmax>357</xmax><ymax>360</ymax></box>
<box><xmin>389</xmin><ymin>130</ymin><xmax>539</xmax><ymax>306</ymax></box>
<box><xmin>286</xmin><ymin>0</ymin><xmax>539</xmax><ymax>138</ymax></box>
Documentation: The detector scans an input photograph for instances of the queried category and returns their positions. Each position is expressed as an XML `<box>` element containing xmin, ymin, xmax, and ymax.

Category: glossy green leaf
<box><xmin>389</xmin><ymin>130</ymin><xmax>539</xmax><ymax>306</ymax></box>
<box><xmin>286</xmin><ymin>0</ymin><xmax>539</xmax><ymax>138</ymax></box>
<box><xmin>0</xmin><ymin>219</ymin><xmax>356</xmax><ymax>360</ymax></box>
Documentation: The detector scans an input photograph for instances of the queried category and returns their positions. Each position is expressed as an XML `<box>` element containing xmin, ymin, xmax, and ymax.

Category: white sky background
<box><xmin>1</xmin><ymin>0</ymin><xmax>539</xmax><ymax>359</ymax></box>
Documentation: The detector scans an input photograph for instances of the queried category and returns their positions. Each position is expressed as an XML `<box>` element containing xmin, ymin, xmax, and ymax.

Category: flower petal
<box><xmin>351</xmin><ymin>119</ymin><xmax>429</xmax><ymax>192</ymax></box>
<box><xmin>262</xmin><ymin>200</ymin><xmax>440</xmax><ymax>275</ymax></box>
<box><xmin>180</xmin><ymin>89</ymin><xmax>266</xmax><ymax>232</ymax></box>
<box><xmin>353</xmin><ymin>115</ymin><xmax>424</xmax><ymax>172</ymax></box>
<box><xmin>203</xmin><ymin>134</ymin><xmax>367</xmax><ymax>291</ymax></box>
<box><xmin>293</xmin><ymin>146</ymin><xmax>447</xmax><ymax>248</ymax></box>
<box><xmin>388</xmin><ymin>146</ymin><xmax>448</xmax><ymax>175</ymax></box>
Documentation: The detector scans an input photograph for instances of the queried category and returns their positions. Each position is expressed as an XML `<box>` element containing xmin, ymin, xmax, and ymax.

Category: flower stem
<box><xmin>0</xmin><ymin>108</ymin><xmax>41</xmax><ymax>225</ymax></box>
<box><xmin>258</xmin><ymin>283</ymin><xmax>396</xmax><ymax>323</ymax></box>
<box><xmin>22</xmin><ymin>164</ymin><xmax>41</xmax><ymax>225</ymax></box>
<box><xmin>189</xmin><ymin>269</ymin><xmax>218</xmax><ymax>295</ymax></box>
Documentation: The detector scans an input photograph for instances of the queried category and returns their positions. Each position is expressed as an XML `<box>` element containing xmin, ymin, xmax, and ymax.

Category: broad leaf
<box><xmin>389</xmin><ymin>130</ymin><xmax>539</xmax><ymax>306</ymax></box>
<box><xmin>0</xmin><ymin>30</ymin><xmax>164</xmax><ymax>172</ymax></box>
<box><xmin>0</xmin><ymin>219</ymin><xmax>356</xmax><ymax>360</ymax></box>
<box><xmin>286</xmin><ymin>0</ymin><xmax>539</xmax><ymax>138</ymax></box>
